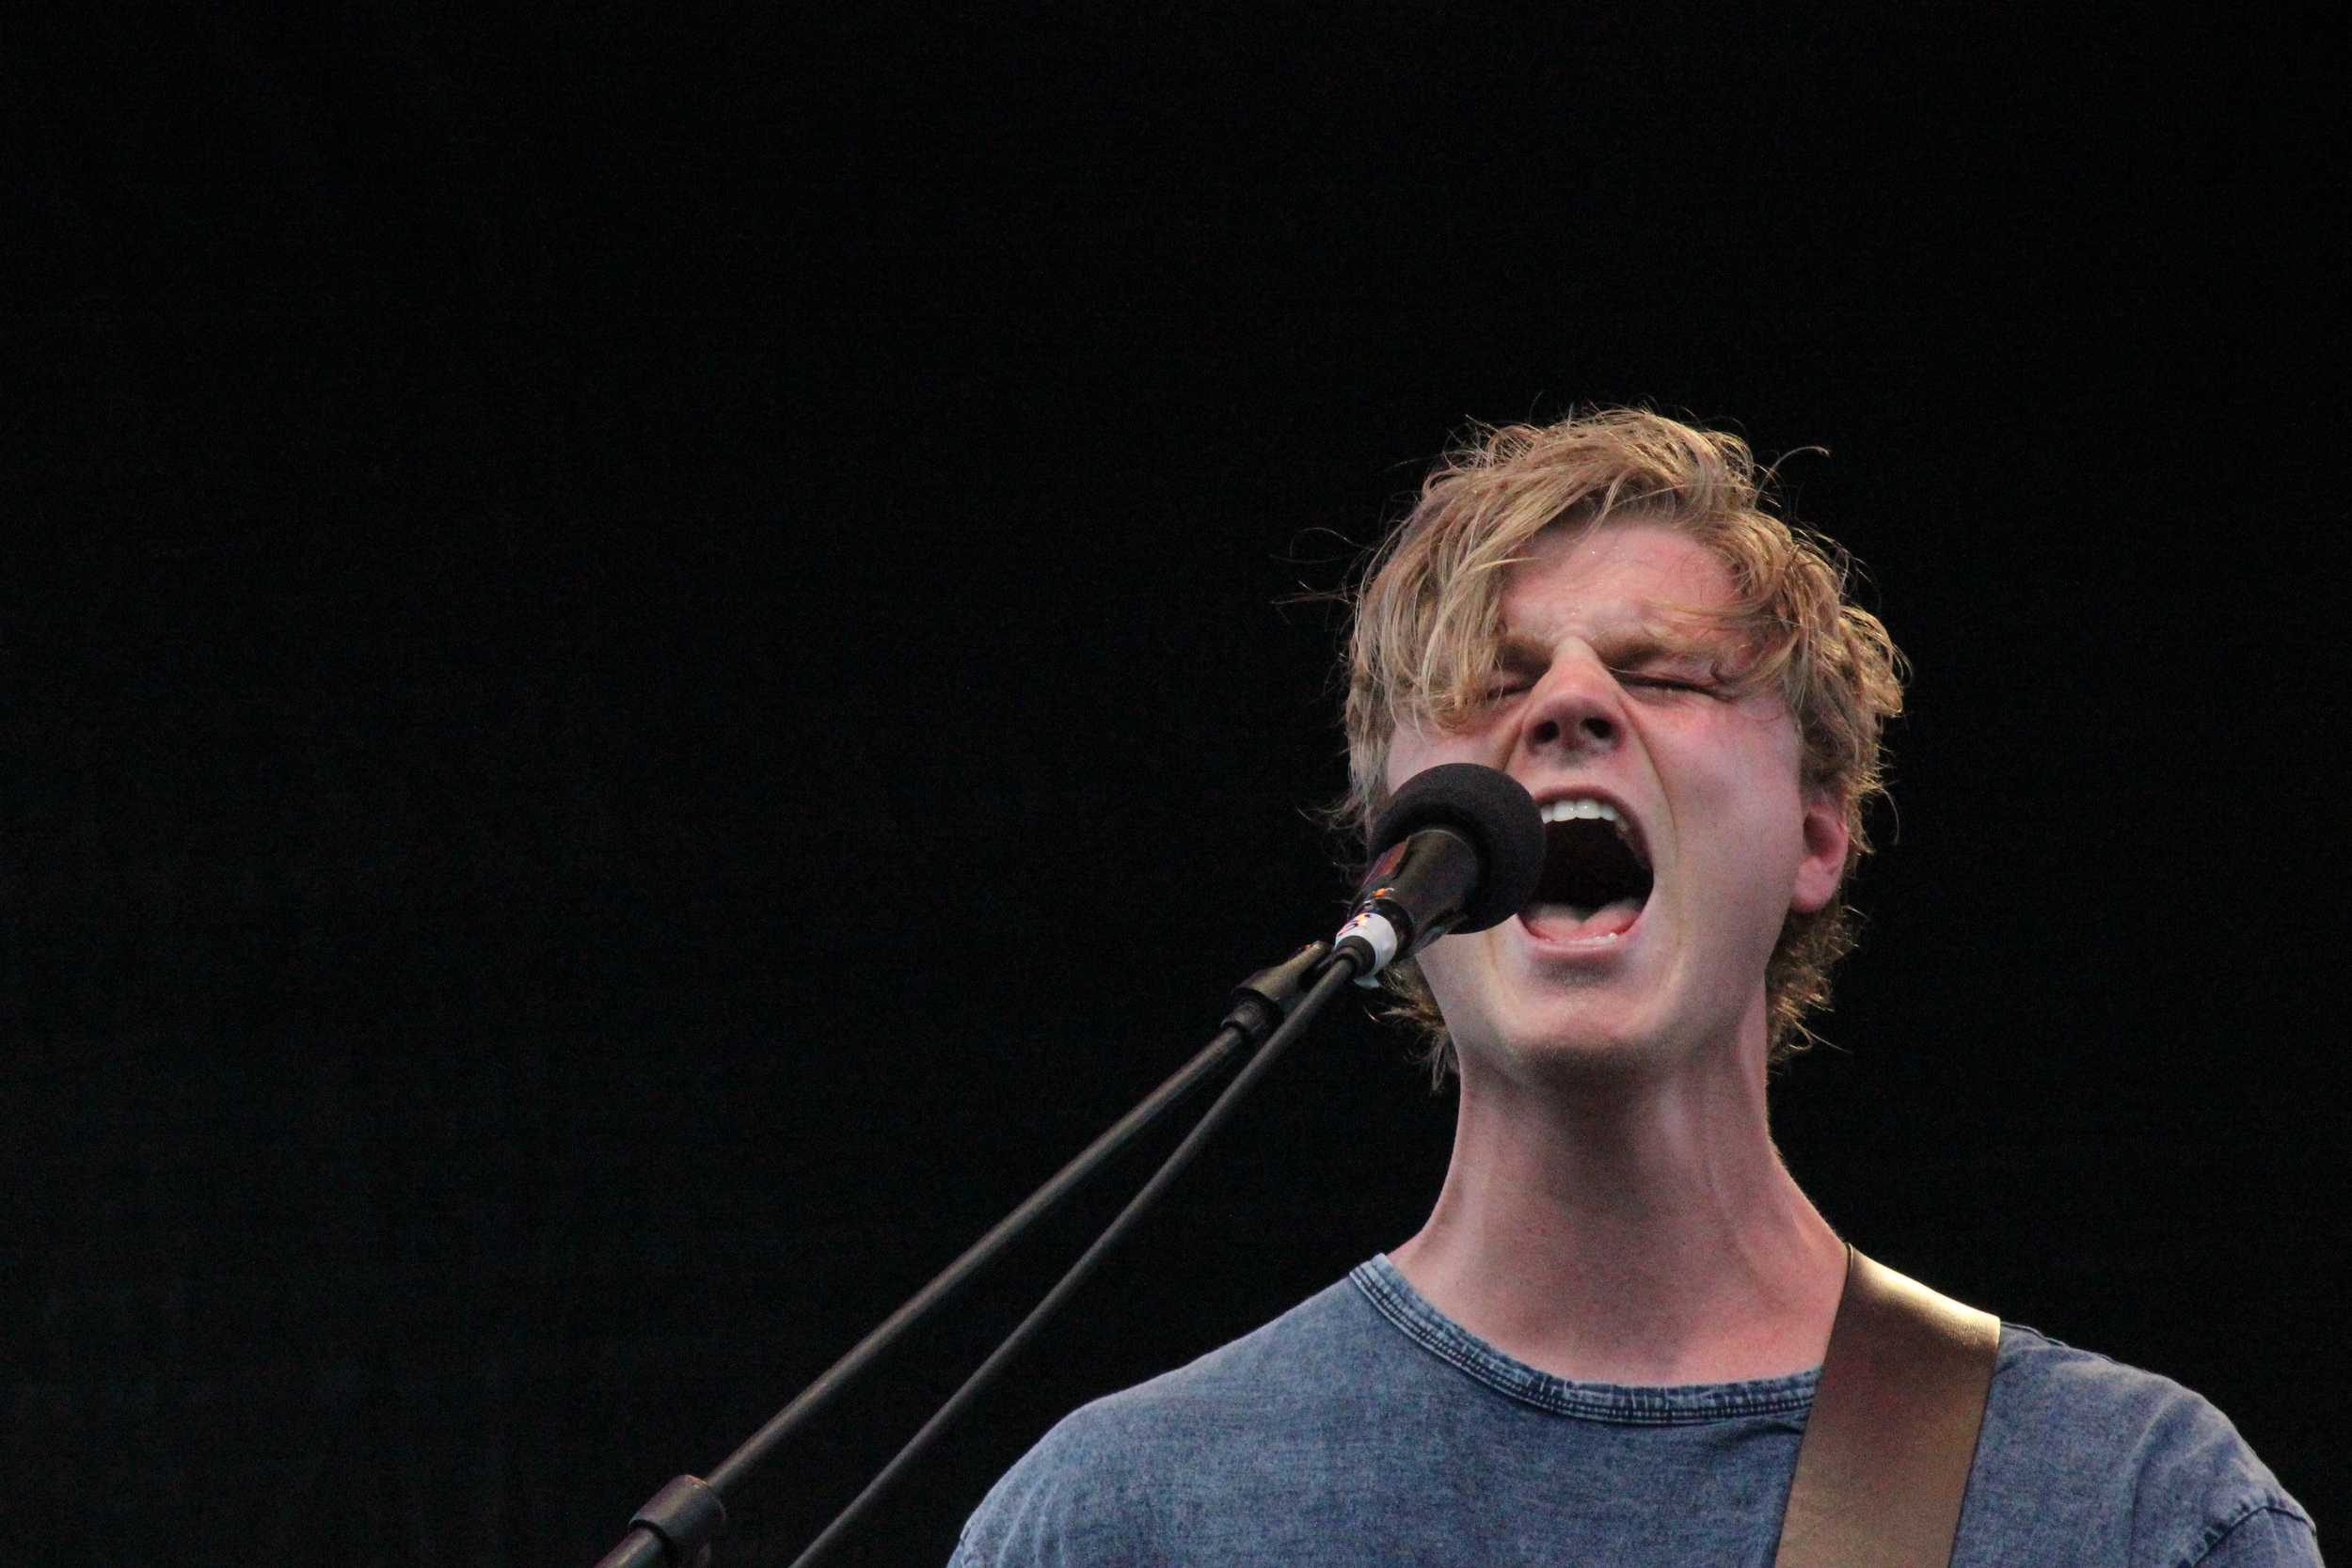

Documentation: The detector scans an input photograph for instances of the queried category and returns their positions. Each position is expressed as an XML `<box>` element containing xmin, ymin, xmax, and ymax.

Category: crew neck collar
<box><xmin>1348</xmin><ymin>1253</ymin><xmax>1820</xmax><ymax>1426</ymax></box>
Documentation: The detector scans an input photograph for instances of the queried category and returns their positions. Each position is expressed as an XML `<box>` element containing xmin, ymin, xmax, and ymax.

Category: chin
<box><xmin>1464</xmin><ymin>1006</ymin><xmax>1677</xmax><ymax>1087</ymax></box>
<box><xmin>1460</xmin><ymin>986</ymin><xmax>1763</xmax><ymax>1091</ymax></box>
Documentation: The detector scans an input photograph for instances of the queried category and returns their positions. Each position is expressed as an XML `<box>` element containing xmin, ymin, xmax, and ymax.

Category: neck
<box><xmin>1387</xmin><ymin>1014</ymin><xmax>1847</xmax><ymax>1387</ymax></box>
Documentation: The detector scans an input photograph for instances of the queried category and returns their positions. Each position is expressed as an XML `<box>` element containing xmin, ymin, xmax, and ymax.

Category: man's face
<box><xmin>1383</xmin><ymin>522</ymin><xmax>1849</xmax><ymax>1081</ymax></box>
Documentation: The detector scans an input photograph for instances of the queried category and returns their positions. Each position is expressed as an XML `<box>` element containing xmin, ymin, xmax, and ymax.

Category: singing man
<box><xmin>950</xmin><ymin>408</ymin><xmax>2318</xmax><ymax>1565</ymax></box>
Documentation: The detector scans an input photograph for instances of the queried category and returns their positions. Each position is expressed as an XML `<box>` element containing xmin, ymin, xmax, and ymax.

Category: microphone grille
<box><xmin>1368</xmin><ymin>764</ymin><xmax>1545</xmax><ymax>934</ymax></box>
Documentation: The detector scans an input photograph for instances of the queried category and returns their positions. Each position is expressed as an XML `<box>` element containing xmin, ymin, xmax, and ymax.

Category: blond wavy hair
<box><xmin>1336</xmin><ymin>408</ymin><xmax>1906</xmax><ymax>1085</ymax></box>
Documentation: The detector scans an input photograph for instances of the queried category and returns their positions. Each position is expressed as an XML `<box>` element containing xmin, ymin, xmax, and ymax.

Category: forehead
<box><xmin>1497</xmin><ymin>522</ymin><xmax>1737</xmax><ymax>638</ymax></box>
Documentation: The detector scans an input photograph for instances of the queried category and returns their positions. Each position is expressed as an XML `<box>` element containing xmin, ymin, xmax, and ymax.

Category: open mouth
<box><xmin>1521</xmin><ymin>797</ymin><xmax>1653</xmax><ymax>942</ymax></box>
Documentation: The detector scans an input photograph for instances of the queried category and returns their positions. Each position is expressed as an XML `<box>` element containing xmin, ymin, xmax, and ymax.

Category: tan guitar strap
<box><xmin>1772</xmin><ymin>1244</ymin><xmax>2002</xmax><ymax>1568</ymax></box>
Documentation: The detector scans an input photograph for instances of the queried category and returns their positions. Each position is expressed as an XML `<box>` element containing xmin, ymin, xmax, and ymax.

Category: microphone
<box><xmin>1331</xmin><ymin>763</ymin><xmax>1546</xmax><ymax>983</ymax></box>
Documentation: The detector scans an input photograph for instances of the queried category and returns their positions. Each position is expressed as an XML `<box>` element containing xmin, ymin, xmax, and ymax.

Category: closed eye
<box><xmin>1483</xmin><ymin>663</ymin><xmax>1544</xmax><ymax>702</ymax></box>
<box><xmin>1617</xmin><ymin>673</ymin><xmax>1716</xmax><ymax>695</ymax></box>
<box><xmin>1486</xmin><ymin>673</ymin><xmax>1710</xmax><ymax>702</ymax></box>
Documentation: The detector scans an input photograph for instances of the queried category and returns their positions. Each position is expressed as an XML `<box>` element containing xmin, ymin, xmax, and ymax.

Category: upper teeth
<box><xmin>1540</xmin><ymin>798</ymin><xmax>1621</xmax><ymax>826</ymax></box>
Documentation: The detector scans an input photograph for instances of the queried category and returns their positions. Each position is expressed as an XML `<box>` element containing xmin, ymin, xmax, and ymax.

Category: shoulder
<box><xmin>952</xmin><ymin>1273</ymin><xmax>1386</xmax><ymax>1567</ymax></box>
<box><xmin>1961</xmin><ymin>1322</ymin><xmax>2318</xmax><ymax>1566</ymax></box>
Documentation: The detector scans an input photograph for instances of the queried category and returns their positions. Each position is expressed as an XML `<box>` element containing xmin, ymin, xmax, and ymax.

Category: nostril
<box><xmin>1582</xmin><ymin>717</ymin><xmax>1614</xmax><ymax>742</ymax></box>
<box><xmin>1530</xmin><ymin>718</ymin><xmax>1561</xmax><ymax>746</ymax></box>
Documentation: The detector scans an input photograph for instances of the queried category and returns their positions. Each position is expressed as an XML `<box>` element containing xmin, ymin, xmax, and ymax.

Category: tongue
<box><xmin>1521</xmin><ymin>897</ymin><xmax>1643</xmax><ymax>942</ymax></box>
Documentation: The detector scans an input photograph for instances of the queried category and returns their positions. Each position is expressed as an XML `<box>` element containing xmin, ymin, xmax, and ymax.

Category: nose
<box><xmin>1518</xmin><ymin>647</ymin><xmax>1624</xmax><ymax>761</ymax></box>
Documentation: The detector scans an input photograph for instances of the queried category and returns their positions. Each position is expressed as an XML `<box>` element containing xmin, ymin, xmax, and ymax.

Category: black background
<box><xmin>8</xmin><ymin>7</ymin><xmax>2339</xmax><ymax>1564</ymax></box>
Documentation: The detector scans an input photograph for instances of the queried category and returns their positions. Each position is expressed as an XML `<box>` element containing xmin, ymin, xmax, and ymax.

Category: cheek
<box><xmin>1406</xmin><ymin>934</ymin><xmax>1483</xmax><ymax>1025</ymax></box>
<box><xmin>1720</xmin><ymin>790</ymin><xmax>1814</xmax><ymax>919</ymax></box>
<box><xmin>1382</xmin><ymin>726</ymin><xmax>1453</xmax><ymax>797</ymax></box>
<box><xmin>1383</xmin><ymin>718</ymin><xmax>1504</xmax><ymax>797</ymax></box>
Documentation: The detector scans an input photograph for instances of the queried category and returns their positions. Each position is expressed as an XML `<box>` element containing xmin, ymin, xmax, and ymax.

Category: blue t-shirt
<box><xmin>953</xmin><ymin>1255</ymin><xmax>2318</xmax><ymax>1566</ymax></box>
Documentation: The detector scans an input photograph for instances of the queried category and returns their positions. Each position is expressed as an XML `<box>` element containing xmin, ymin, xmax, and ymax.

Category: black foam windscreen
<box><xmin>1367</xmin><ymin>763</ymin><xmax>1546</xmax><ymax>934</ymax></box>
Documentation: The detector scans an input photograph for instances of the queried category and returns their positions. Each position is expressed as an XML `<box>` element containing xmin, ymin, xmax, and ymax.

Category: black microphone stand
<box><xmin>589</xmin><ymin>939</ymin><xmax>1359</xmax><ymax>1568</ymax></box>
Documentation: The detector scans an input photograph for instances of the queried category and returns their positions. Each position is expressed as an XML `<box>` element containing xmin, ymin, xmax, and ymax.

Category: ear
<box><xmin>1789</xmin><ymin>791</ymin><xmax>1851</xmax><ymax>915</ymax></box>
